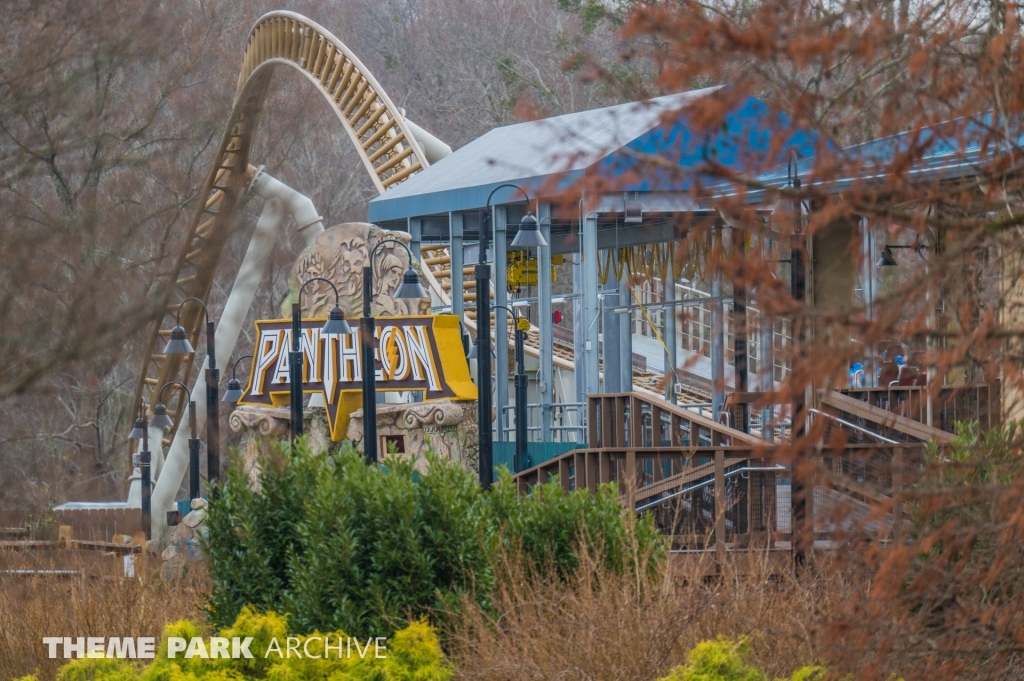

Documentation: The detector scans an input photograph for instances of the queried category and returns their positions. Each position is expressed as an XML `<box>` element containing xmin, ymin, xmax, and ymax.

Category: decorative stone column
<box><xmin>228</xmin><ymin>405</ymin><xmax>332</xmax><ymax>488</ymax></box>
<box><xmin>346</xmin><ymin>400</ymin><xmax>479</xmax><ymax>474</ymax></box>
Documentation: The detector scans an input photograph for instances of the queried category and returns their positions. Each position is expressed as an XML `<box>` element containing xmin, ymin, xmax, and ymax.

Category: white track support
<box><xmin>148</xmin><ymin>168</ymin><xmax>324</xmax><ymax>538</ymax></box>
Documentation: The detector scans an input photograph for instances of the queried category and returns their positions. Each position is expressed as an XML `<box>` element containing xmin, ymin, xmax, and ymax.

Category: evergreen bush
<box><xmin>203</xmin><ymin>439</ymin><xmax>663</xmax><ymax>638</ymax></box>
<box><xmin>16</xmin><ymin>607</ymin><xmax>451</xmax><ymax>681</ymax></box>
<box><xmin>655</xmin><ymin>638</ymin><xmax>825</xmax><ymax>681</ymax></box>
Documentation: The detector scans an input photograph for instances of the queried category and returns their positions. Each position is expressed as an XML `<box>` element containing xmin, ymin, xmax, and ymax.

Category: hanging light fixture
<box><xmin>222</xmin><ymin>355</ymin><xmax>253</xmax><ymax>403</ymax></box>
<box><xmin>394</xmin><ymin>268</ymin><xmax>428</xmax><ymax>299</ymax></box>
<box><xmin>511</xmin><ymin>211</ymin><xmax>547</xmax><ymax>247</ymax></box>
<box><xmin>128</xmin><ymin>416</ymin><xmax>147</xmax><ymax>440</ymax></box>
<box><xmin>223</xmin><ymin>378</ymin><xmax>244</xmax><ymax>404</ymax></box>
<box><xmin>878</xmin><ymin>241</ymin><xmax>928</xmax><ymax>267</ymax></box>
<box><xmin>163</xmin><ymin>324</ymin><xmax>194</xmax><ymax>355</ymax></box>
<box><xmin>322</xmin><ymin>305</ymin><xmax>352</xmax><ymax>335</ymax></box>
<box><xmin>150</xmin><ymin>402</ymin><xmax>174</xmax><ymax>429</ymax></box>
<box><xmin>877</xmin><ymin>246</ymin><xmax>898</xmax><ymax>267</ymax></box>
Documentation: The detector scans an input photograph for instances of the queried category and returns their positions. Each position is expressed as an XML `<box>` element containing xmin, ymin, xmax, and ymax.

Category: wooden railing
<box><xmin>841</xmin><ymin>382</ymin><xmax>999</xmax><ymax>433</ymax></box>
<box><xmin>821</xmin><ymin>391</ymin><xmax>955</xmax><ymax>444</ymax></box>
<box><xmin>512</xmin><ymin>393</ymin><xmax>925</xmax><ymax>553</ymax></box>
<box><xmin>587</xmin><ymin>392</ymin><xmax>762</xmax><ymax>451</ymax></box>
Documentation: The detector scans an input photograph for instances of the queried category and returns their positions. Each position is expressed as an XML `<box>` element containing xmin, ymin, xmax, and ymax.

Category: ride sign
<box><xmin>237</xmin><ymin>314</ymin><xmax>476</xmax><ymax>440</ymax></box>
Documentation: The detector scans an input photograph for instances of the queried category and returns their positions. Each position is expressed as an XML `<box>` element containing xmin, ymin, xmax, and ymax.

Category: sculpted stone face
<box><xmin>288</xmin><ymin>222</ymin><xmax>430</xmax><ymax>320</ymax></box>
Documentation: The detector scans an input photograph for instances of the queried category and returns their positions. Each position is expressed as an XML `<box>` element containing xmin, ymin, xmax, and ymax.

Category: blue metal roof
<box><xmin>368</xmin><ymin>88</ymin><xmax>825</xmax><ymax>222</ymax></box>
<box><xmin>750</xmin><ymin>110</ymin><xmax>1012</xmax><ymax>195</ymax></box>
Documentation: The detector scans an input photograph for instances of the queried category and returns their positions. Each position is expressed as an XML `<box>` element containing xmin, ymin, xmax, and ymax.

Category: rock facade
<box><xmin>288</xmin><ymin>222</ymin><xmax>431</xmax><ymax>320</ymax></box>
<box><xmin>346</xmin><ymin>400</ymin><xmax>479</xmax><ymax>474</ymax></box>
<box><xmin>160</xmin><ymin>497</ymin><xmax>208</xmax><ymax>579</ymax></box>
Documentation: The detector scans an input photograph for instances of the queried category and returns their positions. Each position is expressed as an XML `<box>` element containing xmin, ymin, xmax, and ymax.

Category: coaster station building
<box><xmin>96</xmin><ymin>12</ymin><xmax>1003</xmax><ymax>553</ymax></box>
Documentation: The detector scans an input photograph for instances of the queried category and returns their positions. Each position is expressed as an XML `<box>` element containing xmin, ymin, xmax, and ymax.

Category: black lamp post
<box><xmin>475</xmin><ymin>183</ymin><xmax>541</xmax><ymax>489</ymax></box>
<box><xmin>488</xmin><ymin>304</ymin><xmax>531</xmax><ymax>473</ymax></box>
<box><xmin>289</xmin><ymin>277</ymin><xmax>353</xmax><ymax>441</ymax></box>
<box><xmin>151</xmin><ymin>381</ymin><xmax>202</xmax><ymax>500</ymax></box>
<box><xmin>361</xmin><ymin>239</ymin><xmax>428</xmax><ymax>465</ymax></box>
<box><xmin>223</xmin><ymin>355</ymin><xmax>253</xmax><ymax>403</ymax></box>
<box><xmin>128</xmin><ymin>400</ymin><xmax>152</xmax><ymax>540</ymax></box>
<box><xmin>163</xmin><ymin>298</ymin><xmax>223</xmax><ymax>486</ymax></box>
<box><xmin>788</xmin><ymin>151</ymin><xmax>808</xmax><ymax>567</ymax></box>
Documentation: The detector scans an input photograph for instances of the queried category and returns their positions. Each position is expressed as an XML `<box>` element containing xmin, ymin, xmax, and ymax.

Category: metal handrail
<box><xmin>501</xmin><ymin>402</ymin><xmax>588</xmax><ymax>443</ymax></box>
<box><xmin>635</xmin><ymin>464</ymin><xmax>787</xmax><ymax>512</ymax></box>
<box><xmin>809</xmin><ymin>408</ymin><xmax>899</xmax><ymax>444</ymax></box>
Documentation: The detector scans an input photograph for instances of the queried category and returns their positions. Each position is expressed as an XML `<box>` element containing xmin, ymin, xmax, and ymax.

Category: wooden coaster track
<box><xmin>132</xmin><ymin>11</ymin><xmax>429</xmax><ymax>448</ymax></box>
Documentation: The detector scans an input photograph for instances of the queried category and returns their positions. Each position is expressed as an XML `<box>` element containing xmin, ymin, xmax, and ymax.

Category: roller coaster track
<box><xmin>132</xmin><ymin>11</ymin><xmax>429</xmax><ymax>448</ymax></box>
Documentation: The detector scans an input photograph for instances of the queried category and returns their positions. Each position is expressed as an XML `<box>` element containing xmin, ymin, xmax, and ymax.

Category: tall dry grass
<box><xmin>0</xmin><ymin>550</ymin><xmax>208</xmax><ymax>681</ymax></box>
<box><xmin>446</xmin><ymin>542</ymin><xmax>858</xmax><ymax>681</ymax></box>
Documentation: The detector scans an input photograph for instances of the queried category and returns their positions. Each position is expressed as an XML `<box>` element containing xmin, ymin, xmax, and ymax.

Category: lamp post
<box><xmin>475</xmin><ymin>183</ymin><xmax>545</xmax><ymax>488</ymax></box>
<box><xmin>289</xmin><ymin>277</ymin><xmax>353</xmax><ymax>441</ymax></box>
<box><xmin>151</xmin><ymin>381</ymin><xmax>202</xmax><ymax>500</ymax></box>
<box><xmin>788</xmin><ymin>151</ymin><xmax>808</xmax><ymax>567</ymax></box>
<box><xmin>223</xmin><ymin>355</ymin><xmax>253</xmax><ymax>403</ymax></box>
<box><xmin>163</xmin><ymin>298</ymin><xmax>223</xmax><ymax>486</ymax></box>
<box><xmin>360</xmin><ymin>238</ymin><xmax>428</xmax><ymax>465</ymax></box>
<box><xmin>128</xmin><ymin>400</ymin><xmax>152</xmax><ymax>540</ymax></box>
<box><xmin>508</xmin><ymin>212</ymin><xmax>546</xmax><ymax>473</ymax></box>
<box><xmin>485</xmin><ymin>305</ymin><xmax>532</xmax><ymax>473</ymax></box>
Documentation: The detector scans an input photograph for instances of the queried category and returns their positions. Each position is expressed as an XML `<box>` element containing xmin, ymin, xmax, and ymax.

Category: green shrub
<box><xmin>656</xmin><ymin>638</ymin><xmax>825</xmax><ymax>681</ymax></box>
<box><xmin>24</xmin><ymin>607</ymin><xmax>451</xmax><ymax>681</ymax></box>
<box><xmin>486</xmin><ymin>467</ymin><xmax>665</xmax><ymax>577</ymax></box>
<box><xmin>203</xmin><ymin>441</ymin><xmax>315</xmax><ymax>622</ymax></box>
<box><xmin>204</xmin><ymin>439</ymin><xmax>664</xmax><ymax>638</ymax></box>
<box><xmin>282</xmin><ymin>445</ymin><xmax>492</xmax><ymax>637</ymax></box>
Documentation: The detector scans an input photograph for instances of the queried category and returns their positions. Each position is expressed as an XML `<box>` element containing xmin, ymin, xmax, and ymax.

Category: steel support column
<box><xmin>450</xmin><ymin>212</ymin><xmax>464</xmax><ymax>319</ymax></box>
<box><xmin>537</xmin><ymin>203</ymin><xmax>554</xmax><ymax>440</ymax></box>
<box><xmin>408</xmin><ymin>217</ymin><xmax>422</xmax><ymax>259</ymax></box>
<box><xmin>664</xmin><ymin>272</ymin><xmax>677</xmax><ymax>404</ymax></box>
<box><xmin>711</xmin><ymin>228</ymin><xmax>725</xmax><ymax>422</ymax></box>
<box><xmin>619</xmin><ymin>270</ymin><xmax>633</xmax><ymax>393</ymax></box>
<box><xmin>583</xmin><ymin>213</ymin><xmax>601</xmax><ymax>399</ymax></box>
<box><xmin>573</xmin><ymin>254</ymin><xmax>585</xmax><ymax>403</ymax></box>
<box><xmin>602</xmin><ymin>276</ymin><xmax>621</xmax><ymax>393</ymax></box>
<box><xmin>760</xmin><ymin>234</ymin><xmax>775</xmax><ymax>441</ymax></box>
<box><xmin>494</xmin><ymin>206</ymin><xmax>509</xmax><ymax>441</ymax></box>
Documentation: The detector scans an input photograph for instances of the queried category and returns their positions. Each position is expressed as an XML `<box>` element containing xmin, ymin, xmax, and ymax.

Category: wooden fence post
<box><xmin>715</xmin><ymin>449</ymin><xmax>726</xmax><ymax>560</ymax></box>
<box><xmin>58</xmin><ymin>525</ymin><xmax>72</xmax><ymax>549</ymax></box>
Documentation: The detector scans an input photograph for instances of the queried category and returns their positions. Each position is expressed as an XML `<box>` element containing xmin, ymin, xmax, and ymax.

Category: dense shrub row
<box><xmin>203</xmin><ymin>440</ymin><xmax>663</xmax><ymax>638</ymax></box>
<box><xmin>17</xmin><ymin>607</ymin><xmax>451</xmax><ymax>681</ymax></box>
<box><xmin>20</xmin><ymin>616</ymin><xmax>823</xmax><ymax>681</ymax></box>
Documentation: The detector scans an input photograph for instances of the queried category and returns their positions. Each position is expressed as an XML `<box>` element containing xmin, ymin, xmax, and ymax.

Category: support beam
<box><xmin>573</xmin><ymin>254</ymin><xmax>585</xmax><ymax>403</ymax></box>
<box><xmin>408</xmin><ymin>217</ymin><xmax>422</xmax><ymax>258</ymax></box>
<box><xmin>602</xmin><ymin>276</ymin><xmax>621</xmax><ymax>393</ymax></box>
<box><xmin>620</xmin><ymin>270</ymin><xmax>633</xmax><ymax>393</ymax></box>
<box><xmin>583</xmin><ymin>212</ymin><xmax>600</xmax><ymax>398</ymax></box>
<box><xmin>760</xmin><ymin>234</ymin><xmax>775</xmax><ymax>442</ymax></box>
<box><xmin>494</xmin><ymin>206</ymin><xmax>509</xmax><ymax>441</ymax></box>
<box><xmin>711</xmin><ymin>229</ymin><xmax>725</xmax><ymax>422</ymax></box>
<box><xmin>537</xmin><ymin>203</ymin><xmax>553</xmax><ymax>440</ymax></box>
<box><xmin>450</xmin><ymin>212</ymin><xmax>464</xmax><ymax>319</ymax></box>
<box><xmin>664</xmin><ymin>272</ymin><xmax>677</xmax><ymax>404</ymax></box>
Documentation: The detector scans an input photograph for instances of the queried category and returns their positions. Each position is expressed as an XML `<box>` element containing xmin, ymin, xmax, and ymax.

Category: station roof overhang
<box><xmin>741</xmin><ymin>110</ymin><xmax>1022</xmax><ymax>204</ymax></box>
<box><xmin>368</xmin><ymin>87</ymin><xmax>828</xmax><ymax>224</ymax></box>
